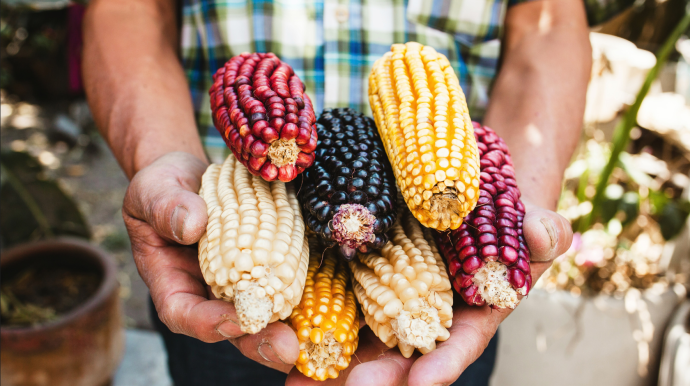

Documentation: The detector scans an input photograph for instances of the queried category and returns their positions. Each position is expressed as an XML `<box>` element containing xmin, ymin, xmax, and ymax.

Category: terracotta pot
<box><xmin>1</xmin><ymin>238</ymin><xmax>124</xmax><ymax>386</ymax></box>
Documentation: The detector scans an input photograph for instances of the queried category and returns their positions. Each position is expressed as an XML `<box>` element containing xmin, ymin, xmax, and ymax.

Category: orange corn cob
<box><xmin>289</xmin><ymin>243</ymin><xmax>359</xmax><ymax>380</ymax></box>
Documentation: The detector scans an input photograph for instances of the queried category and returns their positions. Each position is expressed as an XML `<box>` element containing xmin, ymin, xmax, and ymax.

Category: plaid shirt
<box><xmin>181</xmin><ymin>0</ymin><xmax>633</xmax><ymax>160</ymax></box>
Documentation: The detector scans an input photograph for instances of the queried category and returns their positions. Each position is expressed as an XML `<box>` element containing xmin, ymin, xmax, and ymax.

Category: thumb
<box><xmin>124</xmin><ymin>152</ymin><xmax>209</xmax><ymax>245</ymax></box>
<box><xmin>522</xmin><ymin>206</ymin><xmax>572</xmax><ymax>263</ymax></box>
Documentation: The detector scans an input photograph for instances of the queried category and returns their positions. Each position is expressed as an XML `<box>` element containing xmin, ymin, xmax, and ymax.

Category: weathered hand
<box><xmin>404</xmin><ymin>202</ymin><xmax>572</xmax><ymax>386</ymax></box>
<box><xmin>122</xmin><ymin>152</ymin><xmax>299</xmax><ymax>373</ymax></box>
<box><xmin>284</xmin><ymin>201</ymin><xmax>571</xmax><ymax>386</ymax></box>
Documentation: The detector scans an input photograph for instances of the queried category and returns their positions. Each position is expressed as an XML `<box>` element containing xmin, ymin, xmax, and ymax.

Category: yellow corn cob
<box><xmin>368</xmin><ymin>42</ymin><xmax>481</xmax><ymax>231</ymax></box>
<box><xmin>198</xmin><ymin>154</ymin><xmax>310</xmax><ymax>334</ymax></box>
<box><xmin>289</xmin><ymin>242</ymin><xmax>359</xmax><ymax>381</ymax></box>
<box><xmin>349</xmin><ymin>208</ymin><xmax>453</xmax><ymax>358</ymax></box>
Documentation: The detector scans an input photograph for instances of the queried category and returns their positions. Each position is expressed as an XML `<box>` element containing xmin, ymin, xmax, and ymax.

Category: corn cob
<box><xmin>368</xmin><ymin>42</ymin><xmax>481</xmax><ymax>231</ymax></box>
<box><xmin>209</xmin><ymin>52</ymin><xmax>317</xmax><ymax>182</ymax></box>
<box><xmin>198</xmin><ymin>154</ymin><xmax>310</xmax><ymax>334</ymax></box>
<box><xmin>289</xmin><ymin>242</ymin><xmax>359</xmax><ymax>381</ymax></box>
<box><xmin>299</xmin><ymin>108</ymin><xmax>398</xmax><ymax>260</ymax></box>
<box><xmin>349</xmin><ymin>208</ymin><xmax>453</xmax><ymax>358</ymax></box>
<box><xmin>435</xmin><ymin>123</ymin><xmax>531</xmax><ymax>309</ymax></box>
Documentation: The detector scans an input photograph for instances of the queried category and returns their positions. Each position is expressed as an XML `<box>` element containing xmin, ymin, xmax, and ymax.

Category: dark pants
<box><xmin>150</xmin><ymin>298</ymin><xmax>498</xmax><ymax>386</ymax></box>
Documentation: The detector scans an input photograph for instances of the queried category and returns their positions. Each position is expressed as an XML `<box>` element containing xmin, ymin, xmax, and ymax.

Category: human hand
<box><xmin>404</xmin><ymin>201</ymin><xmax>572</xmax><ymax>385</ymax></box>
<box><xmin>284</xmin><ymin>200</ymin><xmax>571</xmax><ymax>386</ymax></box>
<box><xmin>123</xmin><ymin>152</ymin><xmax>300</xmax><ymax>373</ymax></box>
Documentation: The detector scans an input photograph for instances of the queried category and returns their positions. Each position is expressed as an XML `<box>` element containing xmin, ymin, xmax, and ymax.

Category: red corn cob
<box><xmin>435</xmin><ymin>122</ymin><xmax>531</xmax><ymax>309</ymax></box>
<box><xmin>209</xmin><ymin>52</ymin><xmax>317</xmax><ymax>182</ymax></box>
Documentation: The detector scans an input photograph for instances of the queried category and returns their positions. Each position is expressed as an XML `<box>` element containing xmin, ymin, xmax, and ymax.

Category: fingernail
<box><xmin>258</xmin><ymin>341</ymin><xmax>287</xmax><ymax>364</ymax></box>
<box><xmin>172</xmin><ymin>205</ymin><xmax>189</xmax><ymax>242</ymax></box>
<box><xmin>540</xmin><ymin>217</ymin><xmax>558</xmax><ymax>250</ymax></box>
<box><xmin>432</xmin><ymin>383</ymin><xmax>449</xmax><ymax>386</ymax></box>
<box><xmin>216</xmin><ymin>318</ymin><xmax>243</xmax><ymax>339</ymax></box>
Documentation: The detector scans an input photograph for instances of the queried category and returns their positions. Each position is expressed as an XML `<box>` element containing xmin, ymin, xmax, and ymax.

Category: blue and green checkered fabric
<box><xmin>181</xmin><ymin>0</ymin><xmax>633</xmax><ymax>160</ymax></box>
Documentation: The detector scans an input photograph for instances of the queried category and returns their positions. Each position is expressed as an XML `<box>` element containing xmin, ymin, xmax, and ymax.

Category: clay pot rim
<box><xmin>0</xmin><ymin>237</ymin><xmax>118</xmax><ymax>335</ymax></box>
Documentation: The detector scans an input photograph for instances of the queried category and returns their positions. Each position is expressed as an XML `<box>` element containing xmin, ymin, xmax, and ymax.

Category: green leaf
<box><xmin>600</xmin><ymin>198</ymin><xmax>620</xmax><ymax>224</ymax></box>
<box><xmin>659</xmin><ymin>200</ymin><xmax>690</xmax><ymax>240</ymax></box>
<box><xmin>582</xmin><ymin>10</ymin><xmax>690</xmax><ymax>229</ymax></box>
<box><xmin>619</xmin><ymin>192</ymin><xmax>639</xmax><ymax>225</ymax></box>
<box><xmin>648</xmin><ymin>190</ymin><xmax>668</xmax><ymax>216</ymax></box>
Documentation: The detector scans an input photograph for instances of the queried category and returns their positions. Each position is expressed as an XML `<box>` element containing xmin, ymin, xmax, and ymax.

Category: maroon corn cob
<box><xmin>435</xmin><ymin>122</ymin><xmax>531</xmax><ymax>309</ymax></box>
<box><xmin>209</xmin><ymin>52</ymin><xmax>318</xmax><ymax>182</ymax></box>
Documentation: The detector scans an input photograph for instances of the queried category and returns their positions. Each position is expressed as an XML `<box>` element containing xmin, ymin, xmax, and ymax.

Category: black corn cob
<box><xmin>298</xmin><ymin>108</ymin><xmax>397</xmax><ymax>260</ymax></box>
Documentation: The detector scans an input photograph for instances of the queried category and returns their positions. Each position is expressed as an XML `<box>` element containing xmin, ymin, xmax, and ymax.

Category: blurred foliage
<box><xmin>543</xmin><ymin>10</ymin><xmax>690</xmax><ymax>297</ymax></box>
<box><xmin>598</xmin><ymin>0</ymin><xmax>690</xmax><ymax>53</ymax></box>
<box><xmin>582</xmin><ymin>10</ymin><xmax>690</xmax><ymax>232</ymax></box>
<box><xmin>0</xmin><ymin>5</ymin><xmax>72</xmax><ymax>98</ymax></box>
<box><xmin>0</xmin><ymin>150</ymin><xmax>90</xmax><ymax>248</ymax></box>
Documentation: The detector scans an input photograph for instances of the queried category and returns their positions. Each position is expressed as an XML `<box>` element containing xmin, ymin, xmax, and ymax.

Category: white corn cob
<box><xmin>349</xmin><ymin>209</ymin><xmax>453</xmax><ymax>358</ymax></box>
<box><xmin>198</xmin><ymin>154</ymin><xmax>310</xmax><ymax>334</ymax></box>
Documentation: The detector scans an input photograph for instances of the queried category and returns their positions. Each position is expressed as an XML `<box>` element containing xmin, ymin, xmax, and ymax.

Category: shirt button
<box><xmin>335</xmin><ymin>5</ymin><xmax>349</xmax><ymax>23</ymax></box>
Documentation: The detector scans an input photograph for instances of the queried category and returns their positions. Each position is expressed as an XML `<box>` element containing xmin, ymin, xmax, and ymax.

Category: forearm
<box><xmin>484</xmin><ymin>0</ymin><xmax>591</xmax><ymax>210</ymax></box>
<box><xmin>83</xmin><ymin>0</ymin><xmax>207</xmax><ymax>179</ymax></box>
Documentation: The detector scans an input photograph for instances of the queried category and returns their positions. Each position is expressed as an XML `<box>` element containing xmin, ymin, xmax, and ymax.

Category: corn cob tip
<box><xmin>429</xmin><ymin>189</ymin><xmax>463</xmax><ymax>229</ymax></box>
<box><xmin>297</xmin><ymin>330</ymin><xmax>348</xmax><ymax>380</ymax></box>
<box><xmin>234</xmin><ymin>282</ymin><xmax>274</xmax><ymax>334</ymax></box>
<box><xmin>267</xmin><ymin>138</ymin><xmax>301</xmax><ymax>168</ymax></box>
<box><xmin>332</xmin><ymin>204</ymin><xmax>376</xmax><ymax>250</ymax></box>
<box><xmin>390</xmin><ymin>301</ymin><xmax>447</xmax><ymax>354</ymax></box>
<box><xmin>470</xmin><ymin>261</ymin><xmax>522</xmax><ymax>309</ymax></box>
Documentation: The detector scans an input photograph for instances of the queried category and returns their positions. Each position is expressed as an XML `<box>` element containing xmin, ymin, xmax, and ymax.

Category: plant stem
<box><xmin>580</xmin><ymin>10</ymin><xmax>690</xmax><ymax>232</ymax></box>
<box><xmin>0</xmin><ymin>162</ymin><xmax>54</xmax><ymax>238</ymax></box>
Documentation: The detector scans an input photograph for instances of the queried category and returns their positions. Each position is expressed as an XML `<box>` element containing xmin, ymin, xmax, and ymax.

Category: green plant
<box><xmin>582</xmin><ymin>9</ymin><xmax>690</xmax><ymax>231</ymax></box>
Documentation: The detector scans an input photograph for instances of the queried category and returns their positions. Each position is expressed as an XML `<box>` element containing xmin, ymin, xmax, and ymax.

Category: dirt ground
<box><xmin>1</xmin><ymin>93</ymin><xmax>152</xmax><ymax>329</ymax></box>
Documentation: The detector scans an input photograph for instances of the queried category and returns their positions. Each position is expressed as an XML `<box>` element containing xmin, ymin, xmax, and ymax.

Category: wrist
<box><xmin>131</xmin><ymin>144</ymin><xmax>208</xmax><ymax>178</ymax></box>
<box><xmin>114</xmin><ymin>118</ymin><xmax>208</xmax><ymax>178</ymax></box>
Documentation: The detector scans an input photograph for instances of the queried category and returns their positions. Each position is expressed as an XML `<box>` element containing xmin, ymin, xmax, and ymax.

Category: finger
<box><xmin>343</xmin><ymin>326</ymin><xmax>416</xmax><ymax>386</ymax></box>
<box><xmin>285</xmin><ymin>326</ymin><xmax>416</xmax><ymax>386</ymax></box>
<box><xmin>408</xmin><ymin>305</ymin><xmax>505</xmax><ymax>386</ymax></box>
<box><xmin>344</xmin><ymin>353</ymin><xmax>414</xmax><ymax>386</ymax></box>
<box><xmin>140</xmin><ymin>243</ymin><xmax>245</xmax><ymax>343</ymax></box>
<box><xmin>124</xmin><ymin>152</ymin><xmax>209</xmax><ymax>245</ymax></box>
<box><xmin>232</xmin><ymin>321</ymin><xmax>300</xmax><ymax>373</ymax></box>
<box><xmin>523</xmin><ymin>207</ymin><xmax>572</xmax><ymax>263</ymax></box>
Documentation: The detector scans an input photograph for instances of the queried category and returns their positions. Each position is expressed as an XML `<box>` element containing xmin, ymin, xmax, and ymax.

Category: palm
<box><xmin>124</xmin><ymin>153</ymin><xmax>300</xmax><ymax>373</ymax></box>
<box><xmin>285</xmin><ymin>199</ymin><xmax>571</xmax><ymax>386</ymax></box>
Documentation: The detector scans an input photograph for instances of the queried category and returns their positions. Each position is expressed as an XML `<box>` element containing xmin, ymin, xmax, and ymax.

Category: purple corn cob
<box><xmin>435</xmin><ymin>122</ymin><xmax>531</xmax><ymax>309</ymax></box>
